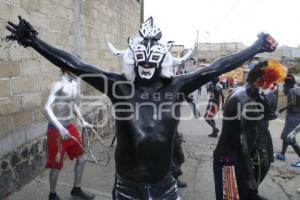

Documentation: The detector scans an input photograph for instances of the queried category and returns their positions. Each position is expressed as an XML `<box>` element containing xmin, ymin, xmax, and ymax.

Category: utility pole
<box><xmin>140</xmin><ymin>0</ymin><xmax>144</xmax><ymax>23</ymax></box>
<box><xmin>196</xmin><ymin>30</ymin><xmax>199</xmax><ymax>67</ymax></box>
<box><xmin>290</xmin><ymin>47</ymin><xmax>292</xmax><ymax>65</ymax></box>
<box><xmin>74</xmin><ymin>0</ymin><xmax>81</xmax><ymax>56</ymax></box>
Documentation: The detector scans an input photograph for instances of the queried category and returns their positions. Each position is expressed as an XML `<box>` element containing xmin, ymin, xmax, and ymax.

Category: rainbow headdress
<box><xmin>258</xmin><ymin>60</ymin><xmax>287</xmax><ymax>86</ymax></box>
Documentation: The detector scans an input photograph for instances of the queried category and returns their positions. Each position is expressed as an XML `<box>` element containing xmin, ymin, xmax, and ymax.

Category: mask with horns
<box><xmin>107</xmin><ymin>17</ymin><xmax>193</xmax><ymax>83</ymax></box>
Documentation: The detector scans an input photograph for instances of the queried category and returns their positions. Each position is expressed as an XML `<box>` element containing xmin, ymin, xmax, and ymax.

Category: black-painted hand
<box><xmin>6</xmin><ymin>15</ymin><xmax>38</xmax><ymax>47</ymax></box>
<box><xmin>257</xmin><ymin>32</ymin><xmax>278</xmax><ymax>53</ymax></box>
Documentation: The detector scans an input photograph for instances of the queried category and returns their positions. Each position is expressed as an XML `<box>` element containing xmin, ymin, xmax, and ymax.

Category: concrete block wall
<box><xmin>0</xmin><ymin>0</ymin><xmax>142</xmax><ymax>197</ymax></box>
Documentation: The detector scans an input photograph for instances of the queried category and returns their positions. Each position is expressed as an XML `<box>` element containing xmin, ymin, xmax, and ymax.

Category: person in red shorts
<box><xmin>204</xmin><ymin>77</ymin><xmax>224</xmax><ymax>137</ymax></box>
<box><xmin>44</xmin><ymin>70</ymin><xmax>95</xmax><ymax>200</ymax></box>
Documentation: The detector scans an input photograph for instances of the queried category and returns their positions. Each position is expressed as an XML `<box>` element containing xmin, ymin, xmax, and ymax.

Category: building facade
<box><xmin>195</xmin><ymin>42</ymin><xmax>245</xmax><ymax>63</ymax></box>
<box><xmin>192</xmin><ymin>41</ymin><xmax>300</xmax><ymax>82</ymax></box>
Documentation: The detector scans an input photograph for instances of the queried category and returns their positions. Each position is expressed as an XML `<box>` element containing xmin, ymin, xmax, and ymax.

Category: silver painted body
<box><xmin>44</xmin><ymin>73</ymin><xmax>90</xmax><ymax>194</ymax></box>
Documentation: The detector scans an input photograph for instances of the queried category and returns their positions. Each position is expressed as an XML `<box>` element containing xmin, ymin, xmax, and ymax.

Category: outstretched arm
<box><xmin>177</xmin><ymin>33</ymin><xmax>277</xmax><ymax>95</ymax></box>
<box><xmin>6</xmin><ymin>16</ymin><xmax>123</xmax><ymax>96</ymax></box>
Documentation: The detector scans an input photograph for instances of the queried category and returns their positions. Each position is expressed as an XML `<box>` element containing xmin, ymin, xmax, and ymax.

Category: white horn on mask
<box><xmin>107</xmin><ymin>41</ymin><xmax>134</xmax><ymax>65</ymax></box>
<box><xmin>107</xmin><ymin>41</ymin><xmax>126</xmax><ymax>56</ymax></box>
<box><xmin>161</xmin><ymin>52</ymin><xmax>173</xmax><ymax>68</ymax></box>
<box><xmin>172</xmin><ymin>49</ymin><xmax>193</xmax><ymax>66</ymax></box>
<box><xmin>161</xmin><ymin>52</ymin><xmax>174</xmax><ymax>78</ymax></box>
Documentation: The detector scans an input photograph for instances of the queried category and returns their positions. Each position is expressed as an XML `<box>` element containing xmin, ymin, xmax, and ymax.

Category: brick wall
<box><xmin>0</xmin><ymin>0</ymin><xmax>141</xmax><ymax>197</ymax></box>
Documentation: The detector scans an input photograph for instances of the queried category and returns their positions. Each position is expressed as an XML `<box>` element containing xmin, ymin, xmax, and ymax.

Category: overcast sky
<box><xmin>144</xmin><ymin>0</ymin><xmax>300</xmax><ymax>48</ymax></box>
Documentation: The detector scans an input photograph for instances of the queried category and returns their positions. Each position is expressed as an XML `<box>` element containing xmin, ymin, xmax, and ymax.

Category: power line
<box><xmin>211</xmin><ymin>0</ymin><xmax>241</xmax><ymax>33</ymax></box>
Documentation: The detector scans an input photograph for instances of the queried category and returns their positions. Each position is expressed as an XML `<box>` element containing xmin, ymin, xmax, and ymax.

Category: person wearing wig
<box><xmin>275</xmin><ymin>74</ymin><xmax>300</xmax><ymax>166</ymax></box>
<box><xmin>213</xmin><ymin>60</ymin><xmax>286</xmax><ymax>200</ymax></box>
<box><xmin>6</xmin><ymin>16</ymin><xmax>277</xmax><ymax>199</ymax></box>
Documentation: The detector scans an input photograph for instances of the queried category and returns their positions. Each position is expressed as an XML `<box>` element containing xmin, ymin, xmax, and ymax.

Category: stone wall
<box><xmin>0</xmin><ymin>0</ymin><xmax>141</xmax><ymax>197</ymax></box>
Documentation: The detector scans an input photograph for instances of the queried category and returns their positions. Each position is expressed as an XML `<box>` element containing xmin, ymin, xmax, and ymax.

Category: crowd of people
<box><xmin>5</xmin><ymin>15</ymin><xmax>300</xmax><ymax>200</ymax></box>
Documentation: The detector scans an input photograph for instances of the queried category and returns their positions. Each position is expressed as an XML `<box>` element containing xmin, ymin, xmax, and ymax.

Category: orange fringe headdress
<box><xmin>257</xmin><ymin>60</ymin><xmax>287</xmax><ymax>87</ymax></box>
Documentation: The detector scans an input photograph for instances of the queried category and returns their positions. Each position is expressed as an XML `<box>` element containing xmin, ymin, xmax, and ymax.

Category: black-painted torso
<box><xmin>5</xmin><ymin>16</ymin><xmax>277</xmax><ymax>183</ymax></box>
<box><xmin>214</xmin><ymin>84</ymin><xmax>257</xmax><ymax>155</ymax></box>
<box><xmin>213</xmin><ymin>83</ymin><xmax>266</xmax><ymax>191</ymax></box>
<box><xmin>113</xmin><ymin>78</ymin><xmax>183</xmax><ymax>182</ymax></box>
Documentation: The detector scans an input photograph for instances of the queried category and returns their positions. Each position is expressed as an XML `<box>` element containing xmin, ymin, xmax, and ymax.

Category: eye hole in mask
<box><xmin>151</xmin><ymin>55</ymin><xmax>160</xmax><ymax>61</ymax></box>
<box><xmin>135</xmin><ymin>53</ymin><xmax>145</xmax><ymax>62</ymax></box>
<box><xmin>136</xmin><ymin>54</ymin><xmax>143</xmax><ymax>60</ymax></box>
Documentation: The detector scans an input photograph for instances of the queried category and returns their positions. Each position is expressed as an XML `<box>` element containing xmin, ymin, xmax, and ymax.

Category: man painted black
<box><xmin>213</xmin><ymin>61</ymin><xmax>286</xmax><ymax>200</ymax></box>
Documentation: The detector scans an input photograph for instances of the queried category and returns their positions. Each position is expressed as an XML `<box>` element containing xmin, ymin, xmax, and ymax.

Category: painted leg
<box><xmin>206</xmin><ymin>119</ymin><xmax>219</xmax><ymax>137</ymax></box>
<box><xmin>74</xmin><ymin>154</ymin><xmax>87</xmax><ymax>187</ymax></box>
<box><xmin>188</xmin><ymin>101</ymin><xmax>200</xmax><ymax>118</ymax></box>
<box><xmin>291</xmin><ymin>140</ymin><xmax>300</xmax><ymax>157</ymax></box>
<box><xmin>290</xmin><ymin>140</ymin><xmax>300</xmax><ymax>168</ymax></box>
<box><xmin>281</xmin><ymin>140</ymin><xmax>288</xmax><ymax>155</ymax></box>
<box><xmin>275</xmin><ymin>140</ymin><xmax>288</xmax><ymax>161</ymax></box>
<box><xmin>71</xmin><ymin>154</ymin><xmax>95</xmax><ymax>200</ymax></box>
<box><xmin>205</xmin><ymin>119</ymin><xmax>215</xmax><ymax>129</ymax></box>
<box><xmin>49</xmin><ymin>169</ymin><xmax>61</xmax><ymax>200</ymax></box>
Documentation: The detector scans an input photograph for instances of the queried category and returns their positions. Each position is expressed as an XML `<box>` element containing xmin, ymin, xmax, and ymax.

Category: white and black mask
<box><xmin>106</xmin><ymin>17</ymin><xmax>193</xmax><ymax>82</ymax></box>
<box><xmin>132</xmin><ymin>40</ymin><xmax>173</xmax><ymax>83</ymax></box>
<box><xmin>128</xmin><ymin>17</ymin><xmax>173</xmax><ymax>83</ymax></box>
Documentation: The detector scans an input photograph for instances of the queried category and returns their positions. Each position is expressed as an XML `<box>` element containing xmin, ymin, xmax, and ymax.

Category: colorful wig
<box><xmin>257</xmin><ymin>60</ymin><xmax>287</xmax><ymax>87</ymax></box>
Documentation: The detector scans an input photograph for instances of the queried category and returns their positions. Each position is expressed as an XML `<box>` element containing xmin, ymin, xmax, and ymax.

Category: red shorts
<box><xmin>46</xmin><ymin>123</ymin><xmax>84</xmax><ymax>169</ymax></box>
<box><xmin>204</xmin><ymin>102</ymin><xmax>219</xmax><ymax>119</ymax></box>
